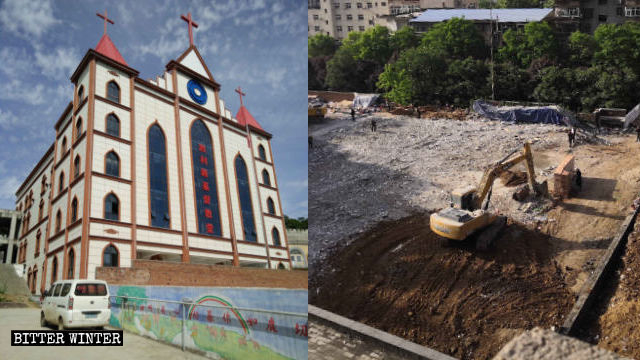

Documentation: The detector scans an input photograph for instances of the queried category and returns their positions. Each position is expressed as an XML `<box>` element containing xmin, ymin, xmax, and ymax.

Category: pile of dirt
<box><xmin>310</xmin><ymin>213</ymin><xmax>575</xmax><ymax>360</ymax></box>
<box><xmin>578</xmin><ymin>220</ymin><xmax>640</xmax><ymax>359</ymax></box>
<box><xmin>420</xmin><ymin>109</ymin><xmax>468</xmax><ymax>121</ymax></box>
<box><xmin>390</xmin><ymin>107</ymin><xmax>414</xmax><ymax>116</ymax></box>
<box><xmin>500</xmin><ymin>170</ymin><xmax>529</xmax><ymax>187</ymax></box>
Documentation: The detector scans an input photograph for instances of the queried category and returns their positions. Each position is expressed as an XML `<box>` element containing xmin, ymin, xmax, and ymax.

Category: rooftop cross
<box><xmin>235</xmin><ymin>86</ymin><xmax>246</xmax><ymax>107</ymax></box>
<box><xmin>96</xmin><ymin>9</ymin><xmax>114</xmax><ymax>35</ymax></box>
<box><xmin>180</xmin><ymin>12</ymin><xmax>199</xmax><ymax>46</ymax></box>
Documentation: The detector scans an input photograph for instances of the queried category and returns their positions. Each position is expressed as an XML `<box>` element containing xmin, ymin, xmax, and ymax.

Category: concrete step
<box><xmin>0</xmin><ymin>263</ymin><xmax>30</xmax><ymax>295</ymax></box>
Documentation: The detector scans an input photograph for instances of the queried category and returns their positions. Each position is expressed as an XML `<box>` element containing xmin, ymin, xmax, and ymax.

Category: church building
<box><xmin>13</xmin><ymin>11</ymin><xmax>292</xmax><ymax>295</ymax></box>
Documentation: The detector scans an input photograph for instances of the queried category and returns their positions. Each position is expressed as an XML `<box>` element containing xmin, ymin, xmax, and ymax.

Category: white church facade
<box><xmin>12</xmin><ymin>12</ymin><xmax>292</xmax><ymax>295</ymax></box>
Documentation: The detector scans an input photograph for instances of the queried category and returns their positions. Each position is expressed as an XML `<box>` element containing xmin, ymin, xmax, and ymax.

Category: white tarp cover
<box><xmin>353</xmin><ymin>93</ymin><xmax>380</xmax><ymax>109</ymax></box>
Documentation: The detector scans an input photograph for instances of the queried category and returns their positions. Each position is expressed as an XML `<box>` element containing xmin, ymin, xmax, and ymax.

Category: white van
<box><xmin>41</xmin><ymin>280</ymin><xmax>111</xmax><ymax>330</ymax></box>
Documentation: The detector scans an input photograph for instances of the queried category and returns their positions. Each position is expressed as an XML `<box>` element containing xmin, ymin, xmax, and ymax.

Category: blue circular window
<box><xmin>187</xmin><ymin>79</ymin><xmax>207</xmax><ymax>105</ymax></box>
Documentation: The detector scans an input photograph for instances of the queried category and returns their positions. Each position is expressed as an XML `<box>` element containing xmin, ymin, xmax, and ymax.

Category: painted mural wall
<box><xmin>108</xmin><ymin>285</ymin><xmax>308</xmax><ymax>360</ymax></box>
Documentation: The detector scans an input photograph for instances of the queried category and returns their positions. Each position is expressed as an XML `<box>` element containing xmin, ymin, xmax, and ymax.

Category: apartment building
<box><xmin>554</xmin><ymin>0</ymin><xmax>640</xmax><ymax>35</ymax></box>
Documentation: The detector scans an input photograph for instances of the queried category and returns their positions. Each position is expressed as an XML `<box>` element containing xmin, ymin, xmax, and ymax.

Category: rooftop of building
<box><xmin>410</xmin><ymin>8</ymin><xmax>554</xmax><ymax>23</ymax></box>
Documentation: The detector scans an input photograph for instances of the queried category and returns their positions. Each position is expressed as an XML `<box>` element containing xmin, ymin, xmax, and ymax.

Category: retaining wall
<box><xmin>109</xmin><ymin>284</ymin><xmax>308</xmax><ymax>360</ymax></box>
<box><xmin>96</xmin><ymin>260</ymin><xmax>307</xmax><ymax>289</ymax></box>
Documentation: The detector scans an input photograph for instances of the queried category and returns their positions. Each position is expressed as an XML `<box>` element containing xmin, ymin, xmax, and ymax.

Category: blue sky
<box><xmin>0</xmin><ymin>0</ymin><xmax>308</xmax><ymax>218</ymax></box>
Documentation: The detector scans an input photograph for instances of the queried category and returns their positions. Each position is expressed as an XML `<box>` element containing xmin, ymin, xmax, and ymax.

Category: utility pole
<box><xmin>490</xmin><ymin>1</ymin><xmax>495</xmax><ymax>101</ymax></box>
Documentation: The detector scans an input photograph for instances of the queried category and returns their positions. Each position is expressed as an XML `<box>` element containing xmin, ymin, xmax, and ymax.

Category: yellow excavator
<box><xmin>430</xmin><ymin>141</ymin><xmax>544</xmax><ymax>250</ymax></box>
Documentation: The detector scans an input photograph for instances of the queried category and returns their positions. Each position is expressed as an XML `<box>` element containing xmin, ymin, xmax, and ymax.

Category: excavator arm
<box><xmin>473</xmin><ymin>142</ymin><xmax>537</xmax><ymax>209</ymax></box>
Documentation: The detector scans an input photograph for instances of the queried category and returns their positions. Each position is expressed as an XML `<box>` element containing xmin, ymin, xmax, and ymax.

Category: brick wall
<box><xmin>95</xmin><ymin>259</ymin><xmax>307</xmax><ymax>289</ymax></box>
<box><xmin>553</xmin><ymin>155</ymin><xmax>575</xmax><ymax>199</ymax></box>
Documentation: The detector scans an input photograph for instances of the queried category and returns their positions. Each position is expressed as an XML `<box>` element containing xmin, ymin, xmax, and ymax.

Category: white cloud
<box><xmin>0</xmin><ymin>176</ymin><xmax>21</xmax><ymax>202</ymax></box>
<box><xmin>284</xmin><ymin>179</ymin><xmax>308</xmax><ymax>189</ymax></box>
<box><xmin>0</xmin><ymin>47</ymin><xmax>32</xmax><ymax>76</ymax></box>
<box><xmin>33</xmin><ymin>46</ymin><xmax>81</xmax><ymax>80</ymax></box>
<box><xmin>0</xmin><ymin>108</ymin><xmax>20</xmax><ymax>129</ymax></box>
<box><xmin>0</xmin><ymin>0</ymin><xmax>59</xmax><ymax>39</ymax></box>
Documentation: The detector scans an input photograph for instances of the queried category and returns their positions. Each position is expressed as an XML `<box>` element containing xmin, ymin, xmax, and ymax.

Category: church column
<box><xmin>6</xmin><ymin>212</ymin><xmax>17</xmax><ymax>264</ymax></box>
<box><xmin>129</xmin><ymin>77</ymin><xmax>137</xmax><ymax>262</ymax></box>
<box><xmin>267</xmin><ymin>140</ymin><xmax>293</xmax><ymax>269</ymax></box>
<box><xmin>213</xmin><ymin>91</ymin><xmax>239</xmax><ymax>266</ymax></box>
<box><xmin>79</xmin><ymin>59</ymin><xmax>97</xmax><ymax>278</ymax></box>
<box><xmin>247</xmin><ymin>130</ymin><xmax>272</xmax><ymax>269</ymax></box>
<box><xmin>171</xmin><ymin>69</ymin><xmax>190</xmax><ymax>263</ymax></box>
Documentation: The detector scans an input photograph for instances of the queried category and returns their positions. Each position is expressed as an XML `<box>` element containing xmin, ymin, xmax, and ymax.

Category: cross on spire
<box><xmin>180</xmin><ymin>12</ymin><xmax>199</xmax><ymax>46</ymax></box>
<box><xmin>235</xmin><ymin>86</ymin><xmax>246</xmax><ymax>107</ymax></box>
<box><xmin>96</xmin><ymin>9</ymin><xmax>114</xmax><ymax>35</ymax></box>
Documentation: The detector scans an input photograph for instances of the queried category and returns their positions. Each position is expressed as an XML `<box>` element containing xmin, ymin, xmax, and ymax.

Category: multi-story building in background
<box><xmin>0</xmin><ymin>209</ymin><xmax>21</xmax><ymax>264</ymax></box>
<box><xmin>554</xmin><ymin>0</ymin><xmax>640</xmax><ymax>35</ymax></box>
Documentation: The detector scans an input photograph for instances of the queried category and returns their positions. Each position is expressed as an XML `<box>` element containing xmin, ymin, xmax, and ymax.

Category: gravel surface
<box><xmin>309</xmin><ymin>113</ymin><xmax>573</xmax><ymax>279</ymax></box>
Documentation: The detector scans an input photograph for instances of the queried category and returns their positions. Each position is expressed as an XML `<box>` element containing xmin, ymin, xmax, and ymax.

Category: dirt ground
<box><xmin>577</xmin><ymin>220</ymin><xmax>640</xmax><ymax>359</ymax></box>
<box><xmin>309</xmin><ymin>111</ymin><xmax>640</xmax><ymax>359</ymax></box>
<box><xmin>310</xmin><ymin>213</ymin><xmax>575</xmax><ymax>360</ymax></box>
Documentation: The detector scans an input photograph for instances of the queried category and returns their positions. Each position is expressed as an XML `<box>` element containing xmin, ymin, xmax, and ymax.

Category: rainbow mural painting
<box><xmin>109</xmin><ymin>285</ymin><xmax>308</xmax><ymax>360</ymax></box>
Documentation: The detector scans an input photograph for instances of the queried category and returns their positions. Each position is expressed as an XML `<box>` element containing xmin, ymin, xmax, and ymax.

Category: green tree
<box><xmin>309</xmin><ymin>56</ymin><xmax>329</xmax><ymax>90</ymax></box>
<box><xmin>420</xmin><ymin>17</ymin><xmax>487</xmax><ymax>60</ymax></box>
<box><xmin>568</xmin><ymin>31</ymin><xmax>598</xmax><ymax>67</ymax></box>
<box><xmin>444</xmin><ymin>57</ymin><xmax>490</xmax><ymax>106</ymax></box>
<box><xmin>377</xmin><ymin>46</ymin><xmax>448</xmax><ymax>105</ymax></box>
<box><xmin>325</xmin><ymin>46</ymin><xmax>359</xmax><ymax>91</ymax></box>
<box><xmin>285</xmin><ymin>216</ymin><xmax>308</xmax><ymax>230</ymax></box>
<box><xmin>595</xmin><ymin>65</ymin><xmax>639</xmax><ymax>110</ymax></box>
<box><xmin>532</xmin><ymin>66</ymin><xmax>575</xmax><ymax>106</ymax></box>
<box><xmin>342</xmin><ymin>26</ymin><xmax>392</xmax><ymax>66</ymax></box>
<box><xmin>497</xmin><ymin>0</ymin><xmax>539</xmax><ymax>7</ymax></box>
<box><xmin>500</xmin><ymin>22</ymin><xmax>558</xmax><ymax>68</ymax></box>
<box><xmin>493</xmin><ymin>62</ymin><xmax>534</xmax><ymax>101</ymax></box>
<box><xmin>390</xmin><ymin>26</ymin><xmax>419</xmax><ymax>54</ymax></box>
<box><xmin>308</xmin><ymin>34</ymin><xmax>338</xmax><ymax>58</ymax></box>
<box><xmin>593</xmin><ymin>23</ymin><xmax>640</xmax><ymax>74</ymax></box>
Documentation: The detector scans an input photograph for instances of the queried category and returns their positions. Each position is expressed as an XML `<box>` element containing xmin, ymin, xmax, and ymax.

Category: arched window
<box><xmin>77</xmin><ymin>85</ymin><xmax>84</xmax><ymax>102</ymax></box>
<box><xmin>258</xmin><ymin>144</ymin><xmax>267</xmax><ymax>161</ymax></box>
<box><xmin>190</xmin><ymin>120</ymin><xmax>221</xmax><ymax>235</ymax></box>
<box><xmin>74</xmin><ymin>155</ymin><xmax>81</xmax><ymax>178</ymax></box>
<box><xmin>61</xmin><ymin>137</ymin><xmax>67</xmax><ymax>155</ymax></box>
<box><xmin>38</xmin><ymin>199</ymin><xmax>44</xmax><ymax>221</ymax></box>
<box><xmin>105</xmin><ymin>151</ymin><xmax>120</xmax><ymax>177</ymax></box>
<box><xmin>272</xmin><ymin>227</ymin><xmax>281</xmax><ymax>247</ymax></box>
<box><xmin>31</xmin><ymin>266</ymin><xmax>37</xmax><ymax>294</ymax></box>
<box><xmin>71</xmin><ymin>197</ymin><xmax>78</xmax><ymax>222</ymax></box>
<box><xmin>106</xmin><ymin>114</ymin><xmax>120</xmax><ymax>137</ymax></box>
<box><xmin>104</xmin><ymin>193</ymin><xmax>119</xmax><ymax>221</ymax></box>
<box><xmin>51</xmin><ymin>257</ymin><xmax>57</xmax><ymax>283</ymax></box>
<box><xmin>148</xmin><ymin>124</ymin><xmax>170</xmax><ymax>228</ymax></box>
<box><xmin>58</xmin><ymin>171</ymin><xmax>65</xmax><ymax>193</ymax></box>
<box><xmin>103</xmin><ymin>245</ymin><xmax>118</xmax><ymax>267</ymax></box>
<box><xmin>27</xmin><ymin>268</ymin><xmax>32</xmax><ymax>293</ymax></box>
<box><xmin>234</xmin><ymin>156</ymin><xmax>256</xmax><ymax>242</ymax></box>
<box><xmin>35</xmin><ymin>230</ymin><xmax>41</xmax><ymax>255</ymax></box>
<box><xmin>41</xmin><ymin>175</ymin><xmax>47</xmax><ymax>194</ymax></box>
<box><xmin>267</xmin><ymin>197</ymin><xmax>276</xmax><ymax>215</ymax></box>
<box><xmin>55</xmin><ymin>210</ymin><xmax>61</xmax><ymax>232</ymax></box>
<box><xmin>67</xmin><ymin>248</ymin><xmax>74</xmax><ymax>279</ymax></box>
<box><xmin>75</xmin><ymin>117</ymin><xmax>83</xmax><ymax>140</ymax></box>
<box><xmin>262</xmin><ymin>169</ymin><xmax>271</xmax><ymax>186</ymax></box>
<box><xmin>107</xmin><ymin>81</ymin><xmax>120</xmax><ymax>103</ymax></box>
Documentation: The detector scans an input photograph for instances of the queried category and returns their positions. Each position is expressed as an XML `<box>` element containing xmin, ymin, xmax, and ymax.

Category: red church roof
<box><xmin>235</xmin><ymin>106</ymin><xmax>263</xmax><ymax>130</ymax></box>
<box><xmin>95</xmin><ymin>33</ymin><xmax>128</xmax><ymax>66</ymax></box>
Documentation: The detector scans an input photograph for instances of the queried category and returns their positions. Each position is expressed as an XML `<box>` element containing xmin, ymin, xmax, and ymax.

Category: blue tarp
<box><xmin>472</xmin><ymin>100</ymin><xmax>569</xmax><ymax>126</ymax></box>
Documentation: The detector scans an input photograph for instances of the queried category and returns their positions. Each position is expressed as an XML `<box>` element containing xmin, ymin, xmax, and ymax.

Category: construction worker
<box><xmin>351</xmin><ymin>107</ymin><xmax>355</xmax><ymax>122</ymax></box>
<box><xmin>636</xmin><ymin>126</ymin><xmax>640</xmax><ymax>142</ymax></box>
<box><xmin>594</xmin><ymin>108</ymin><xmax>601</xmax><ymax>134</ymax></box>
<box><xmin>576</xmin><ymin>168</ymin><xmax>582</xmax><ymax>191</ymax></box>
<box><xmin>371</xmin><ymin>119</ymin><xmax>377</xmax><ymax>132</ymax></box>
<box><xmin>568</xmin><ymin>129</ymin><xmax>574</xmax><ymax>148</ymax></box>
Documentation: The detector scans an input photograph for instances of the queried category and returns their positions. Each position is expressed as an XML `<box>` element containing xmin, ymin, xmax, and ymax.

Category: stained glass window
<box><xmin>148</xmin><ymin>125</ymin><xmax>170</xmax><ymax>228</ymax></box>
<box><xmin>191</xmin><ymin>120</ymin><xmax>221</xmax><ymax>236</ymax></box>
<box><xmin>235</xmin><ymin>156</ymin><xmax>256</xmax><ymax>242</ymax></box>
<box><xmin>106</xmin><ymin>114</ymin><xmax>120</xmax><ymax>137</ymax></box>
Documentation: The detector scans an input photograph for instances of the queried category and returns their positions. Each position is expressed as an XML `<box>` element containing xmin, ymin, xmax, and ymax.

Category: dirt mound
<box><xmin>500</xmin><ymin>170</ymin><xmax>529</xmax><ymax>187</ymax></box>
<box><xmin>310</xmin><ymin>213</ymin><xmax>575</xmax><ymax>360</ymax></box>
<box><xmin>579</xmin><ymin>221</ymin><xmax>640</xmax><ymax>359</ymax></box>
